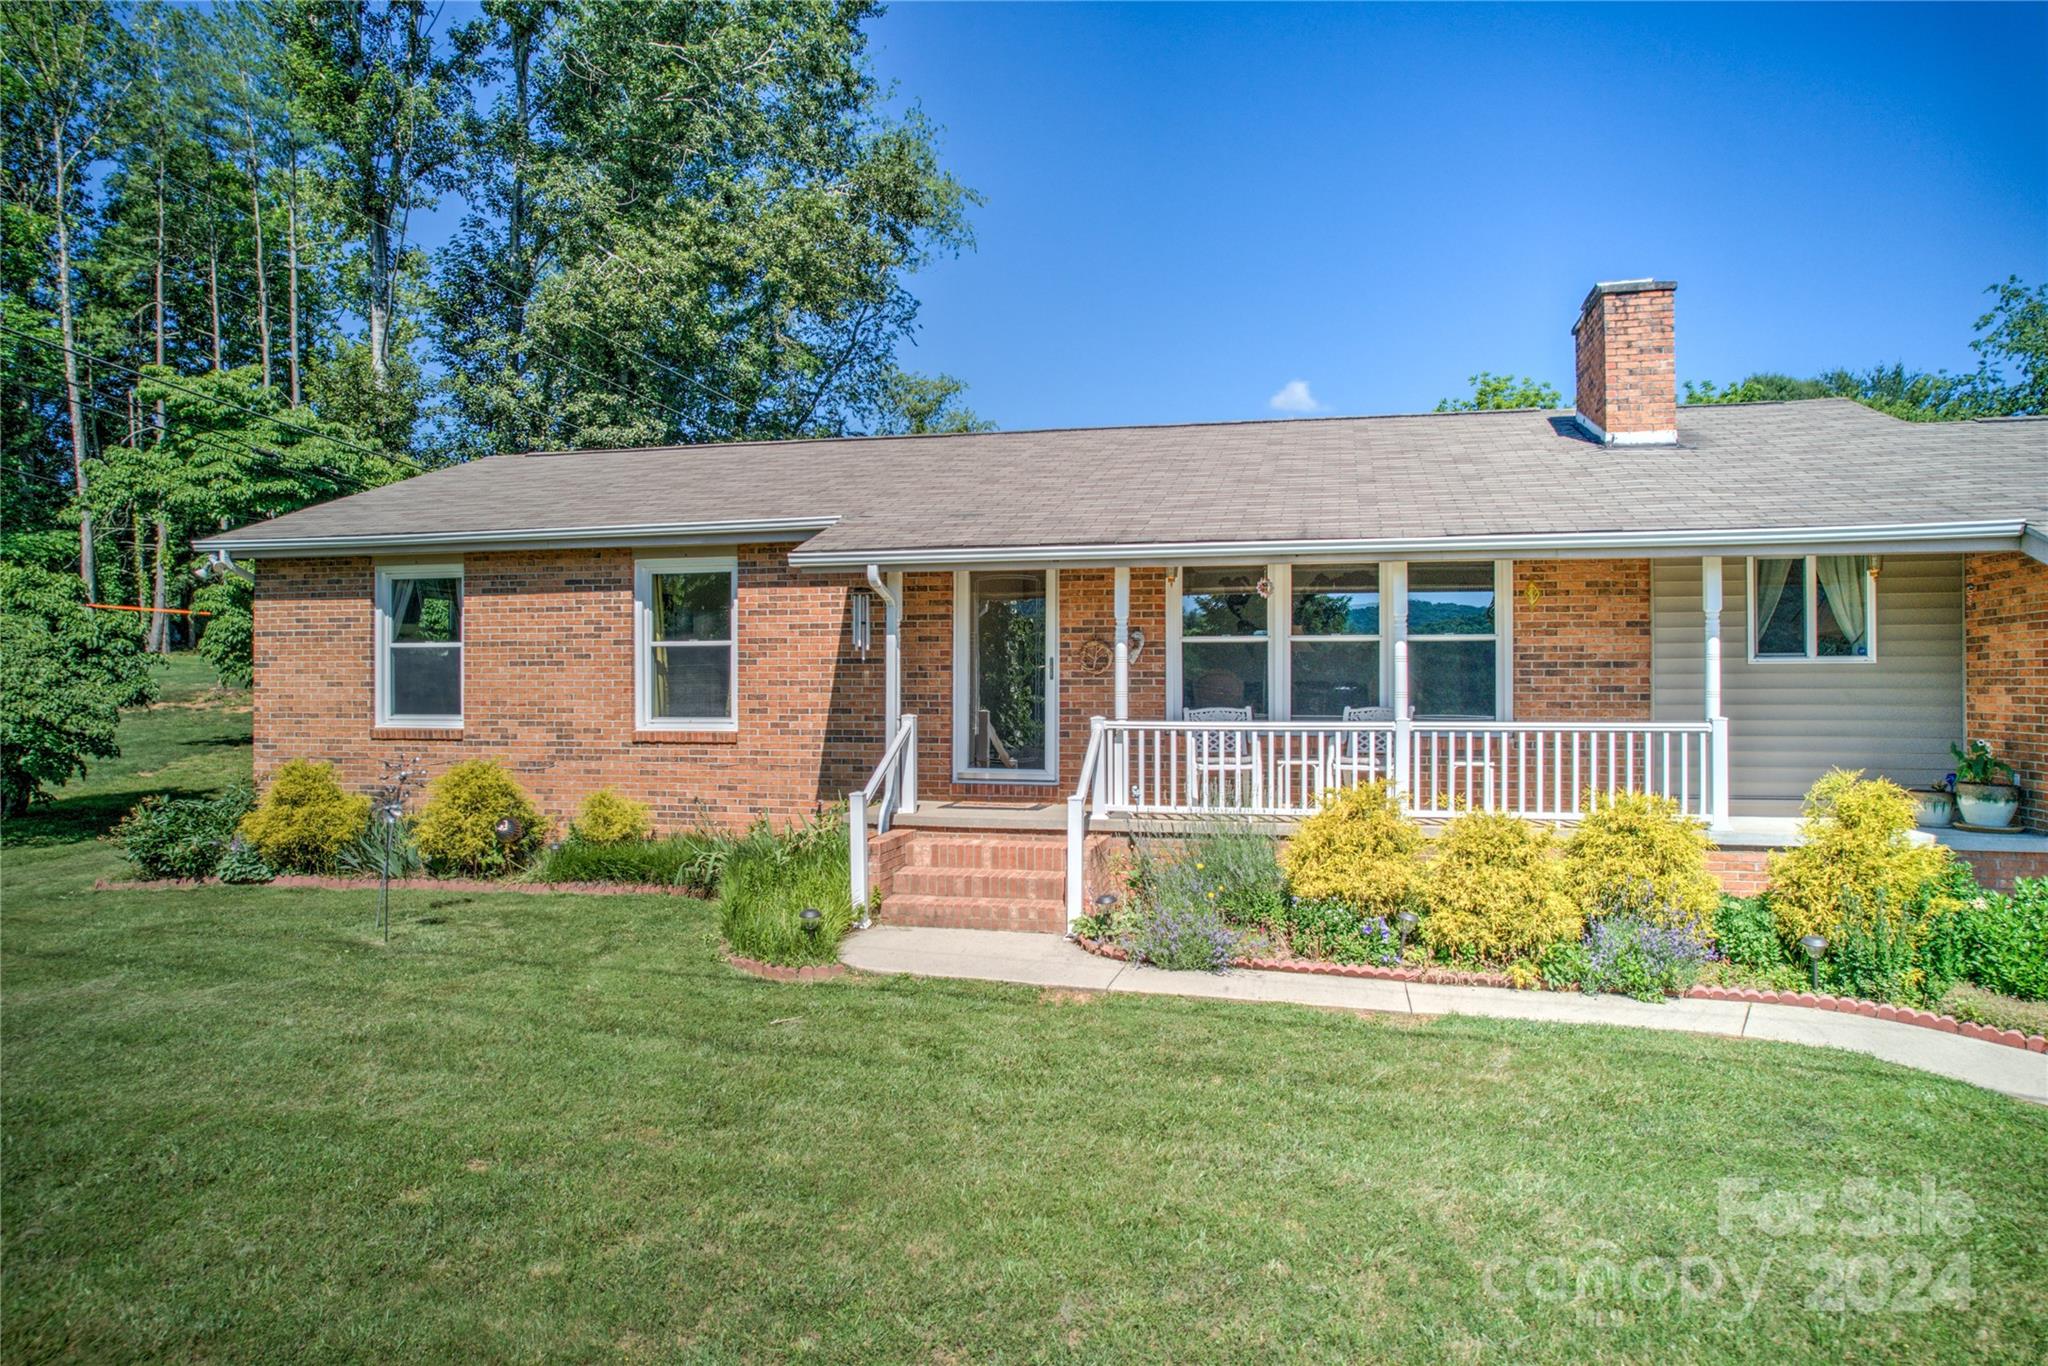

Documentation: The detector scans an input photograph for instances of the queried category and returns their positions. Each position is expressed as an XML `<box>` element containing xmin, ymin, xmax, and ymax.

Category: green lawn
<box><xmin>5</xmin><ymin>660</ymin><xmax>2046</xmax><ymax>1362</ymax></box>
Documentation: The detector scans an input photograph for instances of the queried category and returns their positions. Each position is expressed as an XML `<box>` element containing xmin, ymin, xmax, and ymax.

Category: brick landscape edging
<box><xmin>1073</xmin><ymin>936</ymin><xmax>2048</xmax><ymax>1053</ymax></box>
<box><xmin>722</xmin><ymin>951</ymin><xmax>847</xmax><ymax>983</ymax></box>
<box><xmin>92</xmin><ymin>875</ymin><xmax>703</xmax><ymax>897</ymax></box>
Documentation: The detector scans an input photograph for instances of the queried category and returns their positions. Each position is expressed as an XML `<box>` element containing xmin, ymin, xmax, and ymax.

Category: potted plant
<box><xmin>1909</xmin><ymin>776</ymin><xmax>1955</xmax><ymax>829</ymax></box>
<box><xmin>1949</xmin><ymin>740</ymin><xmax>2020</xmax><ymax>830</ymax></box>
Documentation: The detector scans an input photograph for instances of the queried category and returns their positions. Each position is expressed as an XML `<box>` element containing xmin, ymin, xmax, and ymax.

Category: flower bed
<box><xmin>1072</xmin><ymin>933</ymin><xmax>2047</xmax><ymax>1052</ymax></box>
<box><xmin>93</xmin><ymin>875</ymin><xmax>703</xmax><ymax>897</ymax></box>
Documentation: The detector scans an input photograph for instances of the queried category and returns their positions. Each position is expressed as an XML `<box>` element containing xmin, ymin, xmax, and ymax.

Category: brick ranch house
<box><xmin>198</xmin><ymin>279</ymin><xmax>2048</xmax><ymax>930</ymax></box>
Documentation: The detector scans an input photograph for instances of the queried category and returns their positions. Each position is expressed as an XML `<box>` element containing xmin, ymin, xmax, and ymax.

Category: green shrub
<box><xmin>413</xmin><ymin>760</ymin><xmax>545</xmax><ymax>875</ymax></box>
<box><xmin>1562</xmin><ymin>791</ymin><xmax>1719</xmax><ymax>936</ymax></box>
<box><xmin>1283</xmin><ymin>898</ymin><xmax>1400</xmax><ymax>964</ymax></box>
<box><xmin>1714</xmin><ymin>894</ymin><xmax>1784</xmax><ymax>969</ymax></box>
<box><xmin>1422</xmin><ymin>811</ymin><xmax>1582</xmax><ymax>962</ymax></box>
<box><xmin>1281</xmin><ymin>781</ymin><xmax>1425</xmax><ymax>917</ymax></box>
<box><xmin>538</xmin><ymin>832</ymin><xmax>728</xmax><ymax>890</ymax></box>
<box><xmin>719</xmin><ymin>810</ymin><xmax>855</xmax><ymax>966</ymax></box>
<box><xmin>1767</xmin><ymin>770</ymin><xmax>1956</xmax><ymax>947</ymax></box>
<box><xmin>1537</xmin><ymin>939</ymin><xmax>1589</xmax><ymax>991</ymax></box>
<box><xmin>1133</xmin><ymin>821</ymin><xmax>1288</xmax><ymax>928</ymax></box>
<box><xmin>116</xmin><ymin>784</ymin><xmax>255</xmax><ymax>879</ymax></box>
<box><xmin>1823</xmin><ymin>900</ymin><xmax>1926</xmax><ymax>1005</ymax></box>
<box><xmin>215</xmin><ymin>837</ymin><xmax>274</xmax><ymax>884</ymax></box>
<box><xmin>1962</xmin><ymin>878</ymin><xmax>2048</xmax><ymax>1001</ymax></box>
<box><xmin>570</xmin><ymin>787</ymin><xmax>653</xmax><ymax>845</ymax></box>
<box><xmin>238</xmin><ymin>761</ymin><xmax>371</xmax><ymax>874</ymax></box>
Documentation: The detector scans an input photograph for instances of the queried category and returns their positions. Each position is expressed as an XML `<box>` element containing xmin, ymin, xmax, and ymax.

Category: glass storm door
<box><xmin>956</xmin><ymin>569</ymin><xmax>1057</xmax><ymax>781</ymax></box>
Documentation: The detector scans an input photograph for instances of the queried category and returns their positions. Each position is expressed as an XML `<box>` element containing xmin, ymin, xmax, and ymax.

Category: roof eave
<box><xmin>787</xmin><ymin>520</ymin><xmax>2035</xmax><ymax>571</ymax></box>
<box><xmin>192</xmin><ymin>516</ymin><xmax>841</xmax><ymax>559</ymax></box>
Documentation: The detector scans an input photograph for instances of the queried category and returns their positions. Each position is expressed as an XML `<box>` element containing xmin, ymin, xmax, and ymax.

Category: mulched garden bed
<box><xmin>93</xmin><ymin>875</ymin><xmax>705</xmax><ymax>897</ymax></box>
<box><xmin>1074</xmin><ymin>936</ymin><xmax>2048</xmax><ymax>1053</ymax></box>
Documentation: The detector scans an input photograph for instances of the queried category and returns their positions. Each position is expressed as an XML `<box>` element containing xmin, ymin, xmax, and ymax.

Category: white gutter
<box><xmin>192</xmin><ymin>515</ymin><xmax>840</xmax><ymax>558</ymax></box>
<box><xmin>864</xmin><ymin>563</ymin><xmax>900</xmax><ymax>613</ymax></box>
<box><xmin>2022</xmin><ymin>523</ymin><xmax>2048</xmax><ymax>565</ymax></box>
<box><xmin>790</xmin><ymin>519</ymin><xmax>2032</xmax><ymax>570</ymax></box>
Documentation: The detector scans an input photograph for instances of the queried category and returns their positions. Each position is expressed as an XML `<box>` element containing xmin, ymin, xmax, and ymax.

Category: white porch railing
<box><xmin>1091</xmin><ymin>718</ymin><xmax>1718</xmax><ymax>821</ymax></box>
<box><xmin>849</xmin><ymin>713</ymin><xmax>917</xmax><ymax>921</ymax></box>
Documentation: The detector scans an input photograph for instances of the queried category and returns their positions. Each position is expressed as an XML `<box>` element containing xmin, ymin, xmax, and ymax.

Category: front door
<box><xmin>953</xmin><ymin>569</ymin><xmax>1058</xmax><ymax>783</ymax></box>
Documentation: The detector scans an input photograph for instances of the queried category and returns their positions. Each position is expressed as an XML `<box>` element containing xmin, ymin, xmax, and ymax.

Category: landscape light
<box><xmin>1798</xmin><ymin>933</ymin><xmax>1828</xmax><ymax>991</ymax></box>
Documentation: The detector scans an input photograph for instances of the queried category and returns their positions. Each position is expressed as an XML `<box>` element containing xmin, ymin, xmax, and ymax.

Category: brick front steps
<box><xmin>869</xmin><ymin>828</ymin><xmax>1068</xmax><ymax>933</ymax></box>
<box><xmin>1072</xmin><ymin>936</ymin><xmax>2048</xmax><ymax>1053</ymax></box>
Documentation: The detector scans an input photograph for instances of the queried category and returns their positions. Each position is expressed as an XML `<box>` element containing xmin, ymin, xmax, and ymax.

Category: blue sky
<box><xmin>857</xmin><ymin>2</ymin><xmax>2048</xmax><ymax>428</ymax></box>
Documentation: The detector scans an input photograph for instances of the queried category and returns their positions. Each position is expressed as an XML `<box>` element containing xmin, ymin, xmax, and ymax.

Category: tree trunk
<box><xmin>148</xmin><ymin>515</ymin><xmax>170</xmax><ymax>653</ymax></box>
<box><xmin>243</xmin><ymin>93</ymin><xmax>272</xmax><ymax>390</ymax></box>
<box><xmin>132</xmin><ymin>509</ymin><xmax>147</xmax><ymax>613</ymax></box>
<box><xmin>367</xmin><ymin>215</ymin><xmax>391</xmax><ymax>381</ymax></box>
<box><xmin>52</xmin><ymin>111</ymin><xmax>94</xmax><ymax>589</ymax></box>
<box><xmin>509</xmin><ymin>20</ymin><xmax>531</xmax><ymax>372</ymax></box>
<box><xmin>208</xmin><ymin>232</ymin><xmax>224</xmax><ymax>370</ymax></box>
<box><xmin>286</xmin><ymin>145</ymin><xmax>302</xmax><ymax>406</ymax></box>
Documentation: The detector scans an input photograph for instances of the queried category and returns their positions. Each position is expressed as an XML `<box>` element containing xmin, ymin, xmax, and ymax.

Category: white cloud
<box><xmin>1267</xmin><ymin>379</ymin><xmax>1321</xmax><ymax>414</ymax></box>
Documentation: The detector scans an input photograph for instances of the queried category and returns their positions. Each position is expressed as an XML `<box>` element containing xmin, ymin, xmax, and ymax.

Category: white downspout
<box><xmin>867</xmin><ymin>564</ymin><xmax>903</xmax><ymax>750</ymax></box>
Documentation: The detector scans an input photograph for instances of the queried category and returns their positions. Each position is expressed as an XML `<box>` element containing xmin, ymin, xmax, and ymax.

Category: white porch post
<box><xmin>1388</xmin><ymin>561</ymin><xmax>1411</xmax><ymax>802</ymax></box>
<box><xmin>1112</xmin><ymin>566</ymin><xmax>1131</xmax><ymax>720</ymax></box>
<box><xmin>1702</xmin><ymin>555</ymin><xmax>1731</xmax><ymax>825</ymax></box>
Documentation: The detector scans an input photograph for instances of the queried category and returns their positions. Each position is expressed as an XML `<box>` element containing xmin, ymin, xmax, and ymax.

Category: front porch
<box><xmin>840</xmin><ymin>550</ymin><xmax>2028</xmax><ymax>926</ymax></box>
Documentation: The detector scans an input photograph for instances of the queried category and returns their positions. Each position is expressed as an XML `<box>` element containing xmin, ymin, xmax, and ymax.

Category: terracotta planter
<box><xmin>1910</xmin><ymin>787</ymin><xmax>1955</xmax><ymax>829</ymax></box>
<box><xmin>1955</xmin><ymin>781</ymin><xmax>2020</xmax><ymax>830</ymax></box>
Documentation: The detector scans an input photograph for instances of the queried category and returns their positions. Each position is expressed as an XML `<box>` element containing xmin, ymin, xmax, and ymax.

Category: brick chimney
<box><xmin>1572</xmin><ymin>279</ymin><xmax>1677</xmax><ymax>445</ymax></box>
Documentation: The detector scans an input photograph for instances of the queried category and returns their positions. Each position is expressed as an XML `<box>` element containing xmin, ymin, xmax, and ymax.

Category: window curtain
<box><xmin>391</xmin><ymin>578</ymin><xmax>419</xmax><ymax>634</ymax></box>
<box><xmin>1753</xmin><ymin>559</ymin><xmax>1794</xmax><ymax>649</ymax></box>
<box><xmin>1816</xmin><ymin>556</ymin><xmax>1870</xmax><ymax>654</ymax></box>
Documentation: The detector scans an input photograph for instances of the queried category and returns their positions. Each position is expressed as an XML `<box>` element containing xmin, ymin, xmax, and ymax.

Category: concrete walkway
<box><xmin>840</xmin><ymin>926</ymin><xmax>2048</xmax><ymax>1106</ymax></box>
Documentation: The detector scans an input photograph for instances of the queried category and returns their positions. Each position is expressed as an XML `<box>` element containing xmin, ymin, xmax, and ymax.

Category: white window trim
<box><xmin>1281</xmin><ymin>561</ymin><xmax>1390</xmax><ymax>721</ymax></box>
<box><xmin>1165</xmin><ymin>563</ymin><xmax>1281</xmax><ymax>719</ymax></box>
<box><xmin>1169</xmin><ymin>560</ymin><xmax>1511</xmax><ymax>721</ymax></box>
<box><xmin>374</xmin><ymin>561</ymin><xmax>464</xmax><ymax>729</ymax></box>
<box><xmin>1406</xmin><ymin>559</ymin><xmax>1512</xmax><ymax>720</ymax></box>
<box><xmin>952</xmin><ymin>568</ymin><xmax>1060</xmax><ymax>784</ymax></box>
<box><xmin>635</xmin><ymin>554</ymin><xmax>739</xmax><ymax>731</ymax></box>
<box><xmin>1745</xmin><ymin>554</ymin><xmax>1877</xmax><ymax>664</ymax></box>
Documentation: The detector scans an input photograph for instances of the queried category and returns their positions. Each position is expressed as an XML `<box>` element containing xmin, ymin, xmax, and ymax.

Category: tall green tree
<box><xmin>434</xmin><ymin>0</ymin><xmax>978</xmax><ymax>454</ymax></box>
<box><xmin>1435</xmin><ymin>372</ymin><xmax>1562</xmax><ymax>412</ymax></box>
<box><xmin>279</xmin><ymin>0</ymin><xmax>472</xmax><ymax>446</ymax></box>
<box><xmin>873</xmin><ymin>370</ymin><xmax>993</xmax><ymax>435</ymax></box>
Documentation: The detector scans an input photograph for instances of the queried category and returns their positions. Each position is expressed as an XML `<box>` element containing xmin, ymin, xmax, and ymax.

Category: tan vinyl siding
<box><xmin>1651</xmin><ymin>556</ymin><xmax>1963</xmax><ymax>814</ymax></box>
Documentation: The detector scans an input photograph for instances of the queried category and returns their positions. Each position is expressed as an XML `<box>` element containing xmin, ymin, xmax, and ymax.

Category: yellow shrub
<box><xmin>1768</xmin><ymin>769</ymin><xmax>1956</xmax><ymax>944</ymax></box>
<box><xmin>1281</xmin><ymin>781</ymin><xmax>1425</xmax><ymax>917</ymax></box>
<box><xmin>1424</xmin><ymin>811</ymin><xmax>1582</xmax><ymax>961</ymax></box>
<box><xmin>413</xmin><ymin>760</ymin><xmax>545</xmax><ymax>875</ymax></box>
<box><xmin>571</xmin><ymin>787</ymin><xmax>653</xmax><ymax>845</ymax></box>
<box><xmin>238</xmin><ymin>759</ymin><xmax>370</xmax><ymax>874</ymax></box>
<box><xmin>1562</xmin><ymin>791</ymin><xmax>1720</xmax><ymax>936</ymax></box>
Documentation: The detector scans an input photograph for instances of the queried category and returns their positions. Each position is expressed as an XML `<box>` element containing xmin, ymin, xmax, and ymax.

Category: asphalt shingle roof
<box><xmin>199</xmin><ymin>399</ymin><xmax>2048</xmax><ymax>560</ymax></box>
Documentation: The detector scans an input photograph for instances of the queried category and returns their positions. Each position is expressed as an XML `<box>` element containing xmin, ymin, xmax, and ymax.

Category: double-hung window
<box><xmin>1407</xmin><ymin>561</ymin><xmax>1501</xmax><ymax>719</ymax></box>
<box><xmin>1750</xmin><ymin>555</ymin><xmax>1874</xmax><ymax>661</ymax></box>
<box><xmin>636</xmin><ymin>556</ymin><xmax>737</xmax><ymax>730</ymax></box>
<box><xmin>376</xmin><ymin>565</ymin><xmax>463</xmax><ymax>727</ymax></box>
<box><xmin>1290</xmin><ymin>564</ymin><xmax>1381</xmax><ymax>718</ymax></box>
<box><xmin>1179</xmin><ymin>566</ymin><xmax>1270</xmax><ymax>716</ymax></box>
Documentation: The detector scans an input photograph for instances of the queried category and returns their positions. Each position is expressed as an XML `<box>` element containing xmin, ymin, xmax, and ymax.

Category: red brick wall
<box><xmin>1512</xmin><ymin>559</ymin><xmax>1653</xmax><ymax>720</ymax></box>
<box><xmin>252</xmin><ymin>545</ymin><xmax>880</xmax><ymax>833</ymax></box>
<box><xmin>1573</xmin><ymin>284</ymin><xmax>1675</xmax><ymax>439</ymax></box>
<box><xmin>1963</xmin><ymin>551</ymin><xmax>2048</xmax><ymax>832</ymax></box>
